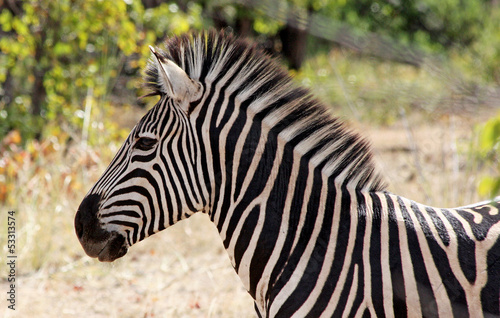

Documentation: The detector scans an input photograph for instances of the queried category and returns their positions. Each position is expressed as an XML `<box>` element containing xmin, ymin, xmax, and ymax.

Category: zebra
<box><xmin>74</xmin><ymin>30</ymin><xmax>500</xmax><ymax>317</ymax></box>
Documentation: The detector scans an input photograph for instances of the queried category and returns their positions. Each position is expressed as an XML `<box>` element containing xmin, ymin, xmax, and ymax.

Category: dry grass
<box><xmin>365</xmin><ymin>112</ymin><xmax>490</xmax><ymax>208</ymax></box>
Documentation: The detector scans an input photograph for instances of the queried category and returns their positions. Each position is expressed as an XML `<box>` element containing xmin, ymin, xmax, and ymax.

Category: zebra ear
<box><xmin>149</xmin><ymin>46</ymin><xmax>202</xmax><ymax>110</ymax></box>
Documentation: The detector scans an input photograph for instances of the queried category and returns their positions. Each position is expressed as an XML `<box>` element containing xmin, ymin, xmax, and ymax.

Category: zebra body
<box><xmin>75</xmin><ymin>31</ymin><xmax>500</xmax><ymax>317</ymax></box>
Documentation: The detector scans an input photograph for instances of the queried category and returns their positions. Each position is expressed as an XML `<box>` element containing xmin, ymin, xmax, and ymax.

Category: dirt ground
<box><xmin>1</xmin><ymin>110</ymin><xmax>494</xmax><ymax>318</ymax></box>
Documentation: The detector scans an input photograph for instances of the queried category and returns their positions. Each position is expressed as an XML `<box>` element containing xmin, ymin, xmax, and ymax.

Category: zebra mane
<box><xmin>144</xmin><ymin>30</ymin><xmax>386</xmax><ymax>191</ymax></box>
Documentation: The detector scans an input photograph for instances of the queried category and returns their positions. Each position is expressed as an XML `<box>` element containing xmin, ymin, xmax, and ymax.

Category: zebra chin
<box><xmin>75</xmin><ymin>194</ymin><xmax>129</xmax><ymax>262</ymax></box>
<box><xmin>96</xmin><ymin>232</ymin><xmax>128</xmax><ymax>262</ymax></box>
<box><xmin>83</xmin><ymin>231</ymin><xmax>128</xmax><ymax>262</ymax></box>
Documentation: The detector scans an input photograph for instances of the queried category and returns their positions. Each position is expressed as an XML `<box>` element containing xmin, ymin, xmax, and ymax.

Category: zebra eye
<box><xmin>134</xmin><ymin>137</ymin><xmax>157</xmax><ymax>151</ymax></box>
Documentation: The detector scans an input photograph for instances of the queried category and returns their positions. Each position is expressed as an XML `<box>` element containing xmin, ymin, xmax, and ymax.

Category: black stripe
<box><xmin>348</xmin><ymin>192</ymin><xmax>367</xmax><ymax>316</ymax></box>
<box><xmin>397</xmin><ymin>197</ymin><xmax>437</xmax><ymax>316</ymax></box>
<box><xmin>385</xmin><ymin>194</ymin><xmax>407</xmax><ymax>318</ymax></box>
<box><xmin>424</xmin><ymin>206</ymin><xmax>450</xmax><ymax>246</ymax></box>
<box><xmin>368</xmin><ymin>193</ymin><xmax>386</xmax><ymax>317</ymax></box>
<box><xmin>102</xmin><ymin>209</ymin><xmax>141</xmax><ymax>219</ymax></box>
<box><xmin>153</xmin><ymin>164</ymin><xmax>169</xmax><ymax>228</ymax></box>
<box><xmin>233</xmin><ymin>205</ymin><xmax>260</xmax><ymax>278</ymax></box>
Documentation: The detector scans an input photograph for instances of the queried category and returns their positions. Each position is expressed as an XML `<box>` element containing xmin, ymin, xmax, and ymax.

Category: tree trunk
<box><xmin>30</xmin><ymin>30</ymin><xmax>47</xmax><ymax>118</ymax></box>
<box><xmin>31</xmin><ymin>68</ymin><xmax>46</xmax><ymax>117</ymax></box>
<box><xmin>279</xmin><ymin>14</ymin><xmax>309</xmax><ymax>70</ymax></box>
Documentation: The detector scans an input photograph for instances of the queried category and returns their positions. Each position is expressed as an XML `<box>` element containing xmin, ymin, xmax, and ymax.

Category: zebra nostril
<box><xmin>74</xmin><ymin>193</ymin><xmax>102</xmax><ymax>242</ymax></box>
<box><xmin>75</xmin><ymin>193</ymin><xmax>117</xmax><ymax>259</ymax></box>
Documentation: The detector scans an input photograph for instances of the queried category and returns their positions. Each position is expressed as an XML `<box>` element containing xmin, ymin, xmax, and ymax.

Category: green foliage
<box><xmin>202</xmin><ymin>0</ymin><xmax>499</xmax><ymax>83</ymax></box>
<box><xmin>0</xmin><ymin>0</ymin><xmax>204</xmax><ymax>142</ymax></box>
<box><xmin>316</xmin><ymin>0</ymin><xmax>488</xmax><ymax>50</ymax></box>
<box><xmin>477</xmin><ymin>114</ymin><xmax>500</xmax><ymax>198</ymax></box>
<box><xmin>452</xmin><ymin>8</ymin><xmax>500</xmax><ymax>84</ymax></box>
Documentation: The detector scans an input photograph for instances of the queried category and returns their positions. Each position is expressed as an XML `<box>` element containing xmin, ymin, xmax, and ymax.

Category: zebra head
<box><xmin>75</xmin><ymin>45</ymin><xmax>205</xmax><ymax>262</ymax></box>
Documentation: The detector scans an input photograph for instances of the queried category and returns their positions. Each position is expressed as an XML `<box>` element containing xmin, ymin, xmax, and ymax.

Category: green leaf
<box><xmin>0</xmin><ymin>10</ymin><xmax>13</xmax><ymax>32</ymax></box>
<box><xmin>479</xmin><ymin>176</ymin><xmax>500</xmax><ymax>198</ymax></box>
<box><xmin>12</xmin><ymin>18</ymin><xmax>29</xmax><ymax>36</ymax></box>
<box><xmin>479</xmin><ymin>116</ymin><xmax>500</xmax><ymax>153</ymax></box>
<box><xmin>53</xmin><ymin>42</ymin><xmax>73</xmax><ymax>56</ymax></box>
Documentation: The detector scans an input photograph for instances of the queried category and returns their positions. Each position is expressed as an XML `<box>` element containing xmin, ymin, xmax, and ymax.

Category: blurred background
<box><xmin>0</xmin><ymin>0</ymin><xmax>499</xmax><ymax>317</ymax></box>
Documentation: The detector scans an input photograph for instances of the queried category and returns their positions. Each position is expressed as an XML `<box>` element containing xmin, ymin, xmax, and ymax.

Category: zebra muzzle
<box><xmin>75</xmin><ymin>194</ymin><xmax>128</xmax><ymax>262</ymax></box>
<box><xmin>94</xmin><ymin>231</ymin><xmax>128</xmax><ymax>262</ymax></box>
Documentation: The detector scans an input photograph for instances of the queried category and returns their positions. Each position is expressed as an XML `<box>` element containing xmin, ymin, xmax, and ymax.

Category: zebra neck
<box><xmin>205</xmin><ymin>117</ymin><xmax>382</xmax><ymax>304</ymax></box>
